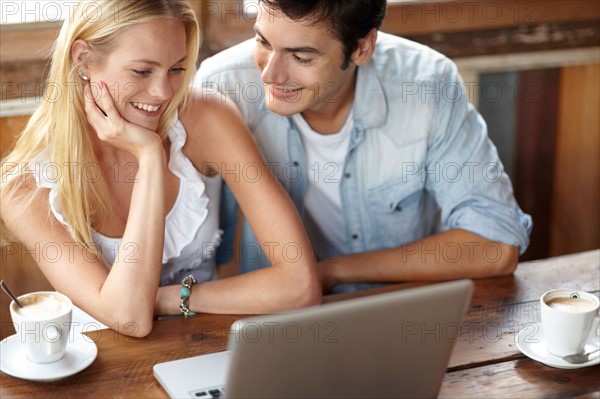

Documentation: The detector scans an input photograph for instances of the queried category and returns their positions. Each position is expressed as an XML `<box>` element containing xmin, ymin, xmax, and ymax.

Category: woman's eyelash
<box><xmin>132</xmin><ymin>68</ymin><xmax>186</xmax><ymax>77</ymax></box>
<box><xmin>133</xmin><ymin>69</ymin><xmax>150</xmax><ymax>77</ymax></box>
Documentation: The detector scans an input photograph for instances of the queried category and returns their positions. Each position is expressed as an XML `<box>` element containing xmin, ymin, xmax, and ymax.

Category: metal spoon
<box><xmin>0</xmin><ymin>279</ymin><xmax>23</xmax><ymax>308</ymax></box>
<box><xmin>562</xmin><ymin>348</ymin><xmax>600</xmax><ymax>364</ymax></box>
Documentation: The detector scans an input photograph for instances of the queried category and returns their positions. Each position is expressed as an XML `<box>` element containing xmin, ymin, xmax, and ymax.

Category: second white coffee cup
<box><xmin>540</xmin><ymin>289</ymin><xmax>600</xmax><ymax>358</ymax></box>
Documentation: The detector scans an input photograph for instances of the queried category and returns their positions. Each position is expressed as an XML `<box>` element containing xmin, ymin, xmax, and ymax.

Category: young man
<box><xmin>197</xmin><ymin>0</ymin><xmax>532</xmax><ymax>293</ymax></box>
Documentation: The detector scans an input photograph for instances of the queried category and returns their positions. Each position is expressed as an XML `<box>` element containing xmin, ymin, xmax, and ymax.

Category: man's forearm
<box><xmin>320</xmin><ymin>229</ymin><xmax>519</xmax><ymax>289</ymax></box>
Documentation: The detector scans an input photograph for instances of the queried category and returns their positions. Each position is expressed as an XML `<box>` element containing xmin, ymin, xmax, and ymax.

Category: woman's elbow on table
<box><xmin>105</xmin><ymin>310</ymin><xmax>155</xmax><ymax>338</ymax></box>
<box><xmin>272</xmin><ymin>268</ymin><xmax>322</xmax><ymax>310</ymax></box>
<box><xmin>292</xmin><ymin>272</ymin><xmax>323</xmax><ymax>308</ymax></box>
<box><xmin>130</xmin><ymin>322</ymin><xmax>154</xmax><ymax>338</ymax></box>
<box><xmin>302</xmin><ymin>284</ymin><xmax>323</xmax><ymax>307</ymax></box>
<box><xmin>115</xmin><ymin>320</ymin><xmax>154</xmax><ymax>338</ymax></box>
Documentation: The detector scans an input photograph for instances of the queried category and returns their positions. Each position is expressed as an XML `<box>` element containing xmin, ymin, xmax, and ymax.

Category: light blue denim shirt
<box><xmin>198</xmin><ymin>33</ymin><xmax>532</xmax><ymax>291</ymax></box>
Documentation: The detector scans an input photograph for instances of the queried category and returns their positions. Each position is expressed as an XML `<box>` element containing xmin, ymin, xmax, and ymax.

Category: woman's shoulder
<box><xmin>2</xmin><ymin>150</ymin><xmax>53</xmax><ymax>197</ymax></box>
<box><xmin>180</xmin><ymin>88</ymin><xmax>241</xmax><ymax>127</ymax></box>
<box><xmin>178</xmin><ymin>88</ymin><xmax>251</xmax><ymax>159</ymax></box>
<box><xmin>1</xmin><ymin>173</ymin><xmax>42</xmax><ymax>204</ymax></box>
<box><xmin>0</xmin><ymin>173</ymin><xmax>52</xmax><ymax>234</ymax></box>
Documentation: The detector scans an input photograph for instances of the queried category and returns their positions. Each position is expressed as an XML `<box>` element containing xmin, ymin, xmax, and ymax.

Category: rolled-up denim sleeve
<box><xmin>425</xmin><ymin>62</ymin><xmax>532</xmax><ymax>254</ymax></box>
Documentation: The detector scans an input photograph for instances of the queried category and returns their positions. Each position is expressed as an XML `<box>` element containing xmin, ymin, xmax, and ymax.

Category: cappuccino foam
<box><xmin>16</xmin><ymin>293</ymin><xmax>70</xmax><ymax>320</ymax></box>
<box><xmin>545</xmin><ymin>296</ymin><xmax>597</xmax><ymax>313</ymax></box>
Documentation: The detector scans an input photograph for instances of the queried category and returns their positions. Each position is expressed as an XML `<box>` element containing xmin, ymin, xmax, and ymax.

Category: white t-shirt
<box><xmin>292</xmin><ymin>112</ymin><xmax>353</xmax><ymax>256</ymax></box>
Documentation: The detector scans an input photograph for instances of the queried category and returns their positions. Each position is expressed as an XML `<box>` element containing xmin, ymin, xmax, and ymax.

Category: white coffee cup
<box><xmin>9</xmin><ymin>291</ymin><xmax>73</xmax><ymax>364</ymax></box>
<box><xmin>540</xmin><ymin>289</ymin><xmax>600</xmax><ymax>357</ymax></box>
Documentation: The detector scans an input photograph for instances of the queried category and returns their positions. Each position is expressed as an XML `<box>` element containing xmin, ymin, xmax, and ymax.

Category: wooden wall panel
<box><xmin>550</xmin><ymin>63</ymin><xmax>600</xmax><ymax>255</ymax></box>
<box><xmin>1</xmin><ymin>114</ymin><xmax>52</xmax><ymax>340</ymax></box>
<box><xmin>514</xmin><ymin>68</ymin><xmax>560</xmax><ymax>261</ymax></box>
<box><xmin>0</xmin><ymin>115</ymin><xmax>29</xmax><ymax>156</ymax></box>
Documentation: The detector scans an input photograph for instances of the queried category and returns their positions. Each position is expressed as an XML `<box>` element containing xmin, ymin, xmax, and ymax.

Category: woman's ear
<box><xmin>351</xmin><ymin>28</ymin><xmax>377</xmax><ymax>66</ymax></box>
<box><xmin>71</xmin><ymin>39</ymin><xmax>92</xmax><ymax>75</ymax></box>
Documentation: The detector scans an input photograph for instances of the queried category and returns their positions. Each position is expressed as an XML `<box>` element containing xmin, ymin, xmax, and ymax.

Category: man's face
<box><xmin>252</xmin><ymin>4</ymin><xmax>357</xmax><ymax>117</ymax></box>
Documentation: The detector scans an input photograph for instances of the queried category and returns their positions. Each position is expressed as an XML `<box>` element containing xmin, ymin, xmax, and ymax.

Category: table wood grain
<box><xmin>1</xmin><ymin>249</ymin><xmax>599</xmax><ymax>398</ymax></box>
<box><xmin>440</xmin><ymin>358</ymin><xmax>600</xmax><ymax>398</ymax></box>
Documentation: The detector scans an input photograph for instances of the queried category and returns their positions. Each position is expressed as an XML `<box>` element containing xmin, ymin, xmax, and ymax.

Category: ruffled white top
<box><xmin>34</xmin><ymin>119</ymin><xmax>223</xmax><ymax>286</ymax></box>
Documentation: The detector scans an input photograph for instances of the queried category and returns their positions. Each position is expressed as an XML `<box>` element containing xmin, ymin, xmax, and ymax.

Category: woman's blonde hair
<box><xmin>1</xmin><ymin>0</ymin><xmax>200</xmax><ymax>250</ymax></box>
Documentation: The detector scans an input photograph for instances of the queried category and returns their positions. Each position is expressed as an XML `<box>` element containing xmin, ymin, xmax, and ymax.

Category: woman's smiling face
<box><xmin>86</xmin><ymin>20</ymin><xmax>188</xmax><ymax>132</ymax></box>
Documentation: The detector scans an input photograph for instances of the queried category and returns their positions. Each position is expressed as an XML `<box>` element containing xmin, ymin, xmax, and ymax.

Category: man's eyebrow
<box><xmin>285</xmin><ymin>45</ymin><xmax>322</xmax><ymax>55</ymax></box>
<box><xmin>130</xmin><ymin>55</ymin><xmax>187</xmax><ymax>67</ymax></box>
<box><xmin>253</xmin><ymin>25</ymin><xmax>322</xmax><ymax>55</ymax></box>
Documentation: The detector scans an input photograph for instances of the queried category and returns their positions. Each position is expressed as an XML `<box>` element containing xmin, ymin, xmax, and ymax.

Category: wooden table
<box><xmin>1</xmin><ymin>250</ymin><xmax>599</xmax><ymax>398</ymax></box>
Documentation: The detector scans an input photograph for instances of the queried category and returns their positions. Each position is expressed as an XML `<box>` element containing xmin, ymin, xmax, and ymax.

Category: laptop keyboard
<box><xmin>191</xmin><ymin>386</ymin><xmax>225</xmax><ymax>398</ymax></box>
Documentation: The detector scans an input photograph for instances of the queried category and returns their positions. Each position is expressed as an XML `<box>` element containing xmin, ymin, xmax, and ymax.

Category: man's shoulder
<box><xmin>198</xmin><ymin>39</ymin><xmax>258</xmax><ymax>81</ymax></box>
<box><xmin>375</xmin><ymin>32</ymin><xmax>448</xmax><ymax>61</ymax></box>
<box><xmin>373</xmin><ymin>32</ymin><xmax>455</xmax><ymax>79</ymax></box>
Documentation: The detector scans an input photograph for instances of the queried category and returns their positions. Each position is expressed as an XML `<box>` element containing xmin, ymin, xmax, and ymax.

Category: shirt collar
<box><xmin>353</xmin><ymin>60</ymin><xmax>387</xmax><ymax>129</ymax></box>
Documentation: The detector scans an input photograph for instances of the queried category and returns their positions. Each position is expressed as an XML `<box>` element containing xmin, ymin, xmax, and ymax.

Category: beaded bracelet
<box><xmin>179</xmin><ymin>275</ymin><xmax>197</xmax><ymax>317</ymax></box>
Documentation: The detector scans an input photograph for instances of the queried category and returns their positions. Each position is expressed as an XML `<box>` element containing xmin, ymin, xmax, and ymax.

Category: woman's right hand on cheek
<box><xmin>84</xmin><ymin>82</ymin><xmax>162</xmax><ymax>159</ymax></box>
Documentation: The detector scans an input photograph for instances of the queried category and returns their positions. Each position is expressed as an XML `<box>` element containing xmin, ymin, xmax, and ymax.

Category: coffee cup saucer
<box><xmin>0</xmin><ymin>332</ymin><xmax>97</xmax><ymax>382</ymax></box>
<box><xmin>516</xmin><ymin>322</ymin><xmax>600</xmax><ymax>369</ymax></box>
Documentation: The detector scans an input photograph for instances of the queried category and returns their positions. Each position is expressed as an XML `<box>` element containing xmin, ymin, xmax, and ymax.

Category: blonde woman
<box><xmin>0</xmin><ymin>0</ymin><xmax>320</xmax><ymax>337</ymax></box>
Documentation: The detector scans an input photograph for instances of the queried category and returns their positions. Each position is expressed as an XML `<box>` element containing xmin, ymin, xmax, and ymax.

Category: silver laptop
<box><xmin>153</xmin><ymin>279</ymin><xmax>473</xmax><ymax>399</ymax></box>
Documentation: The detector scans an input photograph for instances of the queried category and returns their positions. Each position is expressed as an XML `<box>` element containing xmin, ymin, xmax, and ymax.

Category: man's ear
<box><xmin>71</xmin><ymin>39</ymin><xmax>92</xmax><ymax>74</ymax></box>
<box><xmin>351</xmin><ymin>28</ymin><xmax>377</xmax><ymax>66</ymax></box>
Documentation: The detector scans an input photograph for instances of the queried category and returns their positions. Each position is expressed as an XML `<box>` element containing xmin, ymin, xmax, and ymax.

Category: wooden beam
<box><xmin>0</xmin><ymin>25</ymin><xmax>58</xmax><ymax>63</ymax></box>
<box><xmin>382</xmin><ymin>0</ymin><xmax>600</xmax><ymax>36</ymax></box>
<box><xmin>0</xmin><ymin>59</ymin><xmax>50</xmax><ymax>101</ymax></box>
<box><xmin>400</xmin><ymin>19</ymin><xmax>600</xmax><ymax>59</ymax></box>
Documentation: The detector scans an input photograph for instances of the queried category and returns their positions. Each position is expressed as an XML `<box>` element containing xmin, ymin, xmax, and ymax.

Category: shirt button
<box><xmin>344</xmin><ymin>172</ymin><xmax>351</xmax><ymax>178</ymax></box>
<box><xmin>351</xmin><ymin>234</ymin><xmax>359</xmax><ymax>240</ymax></box>
<box><xmin>293</xmin><ymin>161</ymin><xmax>299</xmax><ymax>166</ymax></box>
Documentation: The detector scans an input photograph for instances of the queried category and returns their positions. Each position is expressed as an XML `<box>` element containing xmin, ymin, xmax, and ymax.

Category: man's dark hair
<box><xmin>260</xmin><ymin>0</ymin><xmax>387</xmax><ymax>69</ymax></box>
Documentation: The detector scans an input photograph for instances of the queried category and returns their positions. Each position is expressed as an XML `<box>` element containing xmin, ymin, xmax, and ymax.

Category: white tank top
<box><xmin>33</xmin><ymin>119</ymin><xmax>222</xmax><ymax>286</ymax></box>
